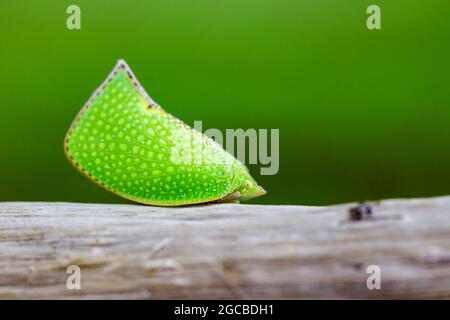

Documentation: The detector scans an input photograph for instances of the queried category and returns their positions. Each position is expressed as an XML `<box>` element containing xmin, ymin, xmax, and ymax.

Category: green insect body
<box><xmin>64</xmin><ymin>60</ymin><xmax>266</xmax><ymax>206</ymax></box>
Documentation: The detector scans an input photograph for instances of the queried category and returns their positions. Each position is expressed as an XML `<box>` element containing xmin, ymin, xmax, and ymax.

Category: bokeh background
<box><xmin>0</xmin><ymin>0</ymin><xmax>449</xmax><ymax>205</ymax></box>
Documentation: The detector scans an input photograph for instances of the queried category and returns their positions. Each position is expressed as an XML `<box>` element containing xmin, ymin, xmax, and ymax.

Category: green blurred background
<box><xmin>0</xmin><ymin>0</ymin><xmax>449</xmax><ymax>205</ymax></box>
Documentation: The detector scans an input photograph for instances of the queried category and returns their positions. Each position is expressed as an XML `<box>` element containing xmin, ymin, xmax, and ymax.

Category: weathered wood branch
<box><xmin>1</xmin><ymin>197</ymin><xmax>450</xmax><ymax>299</ymax></box>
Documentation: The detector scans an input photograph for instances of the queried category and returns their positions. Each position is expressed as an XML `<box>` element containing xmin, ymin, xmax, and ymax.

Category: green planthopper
<box><xmin>64</xmin><ymin>60</ymin><xmax>266</xmax><ymax>206</ymax></box>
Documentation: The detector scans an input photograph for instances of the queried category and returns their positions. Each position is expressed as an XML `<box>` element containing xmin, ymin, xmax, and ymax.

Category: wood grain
<box><xmin>1</xmin><ymin>196</ymin><xmax>450</xmax><ymax>299</ymax></box>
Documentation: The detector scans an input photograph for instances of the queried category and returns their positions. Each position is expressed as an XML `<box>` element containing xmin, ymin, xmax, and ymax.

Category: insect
<box><xmin>348</xmin><ymin>203</ymin><xmax>374</xmax><ymax>221</ymax></box>
<box><xmin>64</xmin><ymin>60</ymin><xmax>266</xmax><ymax>206</ymax></box>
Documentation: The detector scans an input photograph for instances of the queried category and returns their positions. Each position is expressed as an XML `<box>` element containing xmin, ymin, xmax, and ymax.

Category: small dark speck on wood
<box><xmin>349</xmin><ymin>203</ymin><xmax>375</xmax><ymax>221</ymax></box>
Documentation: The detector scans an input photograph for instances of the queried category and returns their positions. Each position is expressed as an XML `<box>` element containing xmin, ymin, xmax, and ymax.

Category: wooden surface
<box><xmin>1</xmin><ymin>196</ymin><xmax>450</xmax><ymax>299</ymax></box>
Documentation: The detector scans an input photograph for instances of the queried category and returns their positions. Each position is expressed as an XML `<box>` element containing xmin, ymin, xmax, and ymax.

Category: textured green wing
<box><xmin>65</xmin><ymin>61</ymin><xmax>237</xmax><ymax>205</ymax></box>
